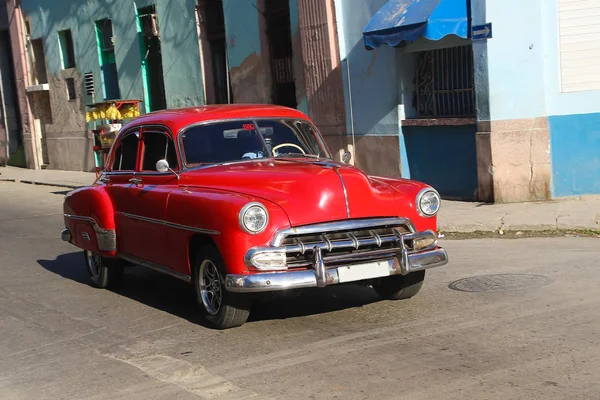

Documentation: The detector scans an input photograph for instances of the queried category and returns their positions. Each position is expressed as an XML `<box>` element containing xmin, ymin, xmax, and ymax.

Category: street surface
<box><xmin>1</xmin><ymin>182</ymin><xmax>599</xmax><ymax>399</ymax></box>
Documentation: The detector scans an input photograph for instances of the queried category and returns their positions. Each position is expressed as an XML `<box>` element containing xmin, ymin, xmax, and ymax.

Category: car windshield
<box><xmin>181</xmin><ymin>119</ymin><xmax>331</xmax><ymax>166</ymax></box>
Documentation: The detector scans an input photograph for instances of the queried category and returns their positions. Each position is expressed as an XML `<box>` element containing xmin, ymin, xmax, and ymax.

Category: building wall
<box><xmin>333</xmin><ymin>0</ymin><xmax>402</xmax><ymax>178</ymax></box>
<box><xmin>20</xmin><ymin>0</ymin><xmax>204</xmax><ymax>171</ymax></box>
<box><xmin>0</xmin><ymin>28</ymin><xmax>23</xmax><ymax>166</ymax></box>
<box><xmin>222</xmin><ymin>0</ymin><xmax>272</xmax><ymax>104</ymax></box>
<box><xmin>541</xmin><ymin>0</ymin><xmax>600</xmax><ymax>197</ymax></box>
<box><xmin>471</xmin><ymin>0</ymin><xmax>552</xmax><ymax>203</ymax></box>
<box><xmin>333</xmin><ymin>0</ymin><xmax>479</xmax><ymax>198</ymax></box>
<box><xmin>473</xmin><ymin>0</ymin><xmax>600</xmax><ymax>200</ymax></box>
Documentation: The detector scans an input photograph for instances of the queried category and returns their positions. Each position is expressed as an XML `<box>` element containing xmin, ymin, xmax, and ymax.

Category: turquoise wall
<box><xmin>22</xmin><ymin>0</ymin><xmax>204</xmax><ymax>110</ymax></box>
<box><xmin>222</xmin><ymin>0</ymin><xmax>261</xmax><ymax>70</ymax></box>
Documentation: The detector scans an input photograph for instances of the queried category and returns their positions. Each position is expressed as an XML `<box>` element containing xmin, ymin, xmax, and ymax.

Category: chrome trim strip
<box><xmin>271</xmin><ymin>217</ymin><xmax>415</xmax><ymax>247</ymax></box>
<box><xmin>226</xmin><ymin>247</ymin><xmax>448</xmax><ymax>293</ymax></box>
<box><xmin>117</xmin><ymin>212</ymin><xmax>220</xmax><ymax>235</ymax></box>
<box><xmin>333</xmin><ymin>167</ymin><xmax>351</xmax><ymax>218</ymax></box>
<box><xmin>119</xmin><ymin>253</ymin><xmax>191</xmax><ymax>282</ymax></box>
<box><xmin>63</xmin><ymin>214</ymin><xmax>117</xmax><ymax>252</ymax></box>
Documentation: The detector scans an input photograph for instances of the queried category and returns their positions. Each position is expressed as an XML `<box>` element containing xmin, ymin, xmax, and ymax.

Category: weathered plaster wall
<box><xmin>295</xmin><ymin>0</ymin><xmax>345</xmax><ymax>138</ymax></box>
<box><xmin>0</xmin><ymin>28</ymin><xmax>22</xmax><ymax>165</ymax></box>
<box><xmin>6</xmin><ymin>0</ymin><xmax>41</xmax><ymax>169</ymax></box>
<box><xmin>333</xmin><ymin>0</ymin><xmax>401</xmax><ymax>178</ymax></box>
<box><xmin>222</xmin><ymin>0</ymin><xmax>271</xmax><ymax>104</ymax></box>
<box><xmin>23</xmin><ymin>0</ymin><xmax>204</xmax><ymax>109</ymax></box>
<box><xmin>333</xmin><ymin>0</ymin><xmax>479</xmax><ymax>192</ymax></box>
<box><xmin>18</xmin><ymin>0</ymin><xmax>205</xmax><ymax>170</ymax></box>
<box><xmin>471</xmin><ymin>0</ymin><xmax>551</xmax><ymax>202</ymax></box>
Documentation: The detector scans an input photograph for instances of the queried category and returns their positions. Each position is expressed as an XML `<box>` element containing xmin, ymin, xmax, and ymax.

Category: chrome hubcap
<box><xmin>199</xmin><ymin>260</ymin><xmax>222</xmax><ymax>315</ymax></box>
<box><xmin>86</xmin><ymin>250</ymin><xmax>102</xmax><ymax>279</ymax></box>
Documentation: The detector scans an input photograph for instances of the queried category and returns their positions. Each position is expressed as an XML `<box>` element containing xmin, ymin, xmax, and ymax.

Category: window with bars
<box><xmin>415</xmin><ymin>45</ymin><xmax>475</xmax><ymax>118</ymax></box>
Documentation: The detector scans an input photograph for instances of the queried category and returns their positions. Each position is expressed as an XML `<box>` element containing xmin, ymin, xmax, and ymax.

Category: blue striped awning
<box><xmin>363</xmin><ymin>0</ymin><xmax>469</xmax><ymax>50</ymax></box>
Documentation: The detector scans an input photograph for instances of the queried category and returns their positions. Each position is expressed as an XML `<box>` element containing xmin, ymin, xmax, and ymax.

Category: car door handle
<box><xmin>129</xmin><ymin>177</ymin><xmax>142</xmax><ymax>185</ymax></box>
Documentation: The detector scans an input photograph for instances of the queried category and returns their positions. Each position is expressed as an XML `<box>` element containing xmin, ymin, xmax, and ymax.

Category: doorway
<box><xmin>198</xmin><ymin>0</ymin><xmax>232</xmax><ymax>104</ymax></box>
<box><xmin>95</xmin><ymin>18</ymin><xmax>121</xmax><ymax>100</ymax></box>
<box><xmin>136</xmin><ymin>5</ymin><xmax>167</xmax><ymax>112</ymax></box>
<box><xmin>264</xmin><ymin>0</ymin><xmax>297</xmax><ymax>108</ymax></box>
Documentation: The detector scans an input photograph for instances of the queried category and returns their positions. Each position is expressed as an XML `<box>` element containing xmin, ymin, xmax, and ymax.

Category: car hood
<box><xmin>180</xmin><ymin>160</ymin><xmax>421</xmax><ymax>226</ymax></box>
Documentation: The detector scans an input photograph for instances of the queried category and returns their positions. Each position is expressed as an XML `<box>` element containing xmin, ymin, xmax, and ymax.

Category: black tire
<box><xmin>192</xmin><ymin>245</ymin><xmax>251</xmax><ymax>329</ymax></box>
<box><xmin>83</xmin><ymin>250</ymin><xmax>124</xmax><ymax>289</ymax></box>
<box><xmin>373</xmin><ymin>270</ymin><xmax>426</xmax><ymax>300</ymax></box>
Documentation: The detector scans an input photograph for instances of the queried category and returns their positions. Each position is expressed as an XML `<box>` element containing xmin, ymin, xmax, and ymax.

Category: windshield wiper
<box><xmin>275</xmin><ymin>152</ymin><xmax>320</xmax><ymax>159</ymax></box>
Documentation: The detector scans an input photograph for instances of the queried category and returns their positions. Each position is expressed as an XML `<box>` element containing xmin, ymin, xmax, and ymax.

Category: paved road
<box><xmin>1</xmin><ymin>182</ymin><xmax>599</xmax><ymax>400</ymax></box>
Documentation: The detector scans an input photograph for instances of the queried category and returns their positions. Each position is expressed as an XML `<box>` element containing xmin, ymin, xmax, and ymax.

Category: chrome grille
<box><xmin>280</xmin><ymin>224</ymin><xmax>413</xmax><ymax>268</ymax></box>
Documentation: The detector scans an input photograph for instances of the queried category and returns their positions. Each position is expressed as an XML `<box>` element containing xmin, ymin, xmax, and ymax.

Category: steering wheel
<box><xmin>272</xmin><ymin>143</ymin><xmax>306</xmax><ymax>156</ymax></box>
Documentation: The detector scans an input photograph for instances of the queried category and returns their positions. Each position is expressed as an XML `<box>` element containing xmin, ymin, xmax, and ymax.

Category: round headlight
<box><xmin>239</xmin><ymin>202</ymin><xmax>269</xmax><ymax>234</ymax></box>
<box><xmin>417</xmin><ymin>188</ymin><xmax>441</xmax><ymax>217</ymax></box>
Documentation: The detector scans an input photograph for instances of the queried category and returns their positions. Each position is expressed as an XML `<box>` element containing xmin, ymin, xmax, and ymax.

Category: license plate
<box><xmin>337</xmin><ymin>261</ymin><xmax>391</xmax><ymax>283</ymax></box>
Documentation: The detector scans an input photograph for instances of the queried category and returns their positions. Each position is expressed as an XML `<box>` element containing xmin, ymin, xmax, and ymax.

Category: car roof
<box><xmin>119</xmin><ymin>104</ymin><xmax>311</xmax><ymax>136</ymax></box>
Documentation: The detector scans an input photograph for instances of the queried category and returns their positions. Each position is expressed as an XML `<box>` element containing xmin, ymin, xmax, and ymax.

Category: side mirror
<box><xmin>342</xmin><ymin>151</ymin><xmax>352</xmax><ymax>164</ymax></box>
<box><xmin>156</xmin><ymin>159</ymin><xmax>170</xmax><ymax>173</ymax></box>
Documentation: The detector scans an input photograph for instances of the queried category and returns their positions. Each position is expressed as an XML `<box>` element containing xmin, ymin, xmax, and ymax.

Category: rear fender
<box><xmin>63</xmin><ymin>186</ymin><xmax>117</xmax><ymax>257</ymax></box>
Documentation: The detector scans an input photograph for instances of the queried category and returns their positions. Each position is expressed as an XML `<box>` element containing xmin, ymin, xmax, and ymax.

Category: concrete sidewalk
<box><xmin>1</xmin><ymin>166</ymin><xmax>599</xmax><ymax>233</ymax></box>
<box><xmin>0</xmin><ymin>166</ymin><xmax>96</xmax><ymax>189</ymax></box>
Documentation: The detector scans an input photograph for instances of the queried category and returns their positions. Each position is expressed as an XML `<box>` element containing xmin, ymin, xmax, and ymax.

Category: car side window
<box><xmin>111</xmin><ymin>132</ymin><xmax>139</xmax><ymax>171</ymax></box>
<box><xmin>141</xmin><ymin>131</ymin><xmax>179</xmax><ymax>171</ymax></box>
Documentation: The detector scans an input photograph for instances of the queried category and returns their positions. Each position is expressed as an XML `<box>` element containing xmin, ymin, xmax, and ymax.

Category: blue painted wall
<box><xmin>334</xmin><ymin>0</ymin><xmax>478</xmax><ymax>199</ymax></box>
<box><xmin>541</xmin><ymin>1</ymin><xmax>600</xmax><ymax>117</ymax></box>
<box><xmin>539</xmin><ymin>1</ymin><xmax>600</xmax><ymax>197</ymax></box>
<box><xmin>22</xmin><ymin>0</ymin><xmax>204</xmax><ymax>110</ymax></box>
<box><xmin>403</xmin><ymin>125</ymin><xmax>479</xmax><ymax>200</ymax></box>
<box><xmin>549</xmin><ymin>114</ymin><xmax>600</xmax><ymax>197</ymax></box>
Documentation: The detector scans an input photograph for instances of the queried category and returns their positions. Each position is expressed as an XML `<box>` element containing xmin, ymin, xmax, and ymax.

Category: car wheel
<box><xmin>193</xmin><ymin>245</ymin><xmax>251</xmax><ymax>329</ymax></box>
<box><xmin>373</xmin><ymin>270</ymin><xmax>425</xmax><ymax>300</ymax></box>
<box><xmin>84</xmin><ymin>250</ymin><xmax>124</xmax><ymax>289</ymax></box>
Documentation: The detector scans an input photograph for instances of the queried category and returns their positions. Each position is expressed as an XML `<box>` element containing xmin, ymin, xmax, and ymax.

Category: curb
<box><xmin>440</xmin><ymin>228</ymin><xmax>600</xmax><ymax>239</ymax></box>
<box><xmin>7</xmin><ymin>179</ymin><xmax>81</xmax><ymax>190</ymax></box>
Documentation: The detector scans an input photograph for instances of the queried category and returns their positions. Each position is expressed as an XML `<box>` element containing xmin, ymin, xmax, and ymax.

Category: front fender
<box><xmin>369</xmin><ymin>177</ymin><xmax>438</xmax><ymax>233</ymax></box>
<box><xmin>165</xmin><ymin>187</ymin><xmax>291</xmax><ymax>275</ymax></box>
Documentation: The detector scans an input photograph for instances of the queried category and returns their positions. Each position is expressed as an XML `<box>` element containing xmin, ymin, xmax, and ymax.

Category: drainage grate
<box><xmin>449</xmin><ymin>274</ymin><xmax>553</xmax><ymax>292</ymax></box>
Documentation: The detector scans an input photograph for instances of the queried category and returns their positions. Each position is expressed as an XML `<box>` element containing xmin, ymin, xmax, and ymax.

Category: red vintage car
<box><xmin>62</xmin><ymin>105</ymin><xmax>448</xmax><ymax>329</ymax></box>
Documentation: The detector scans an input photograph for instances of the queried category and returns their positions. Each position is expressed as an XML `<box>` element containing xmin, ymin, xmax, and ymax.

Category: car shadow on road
<box><xmin>38</xmin><ymin>252</ymin><xmax>383</xmax><ymax>327</ymax></box>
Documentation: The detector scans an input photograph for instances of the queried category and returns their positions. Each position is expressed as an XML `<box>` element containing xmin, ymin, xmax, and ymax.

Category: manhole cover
<box><xmin>449</xmin><ymin>274</ymin><xmax>553</xmax><ymax>292</ymax></box>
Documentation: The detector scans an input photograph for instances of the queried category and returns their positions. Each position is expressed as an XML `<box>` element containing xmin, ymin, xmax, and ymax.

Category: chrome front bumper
<box><xmin>225</xmin><ymin>247</ymin><xmax>448</xmax><ymax>293</ymax></box>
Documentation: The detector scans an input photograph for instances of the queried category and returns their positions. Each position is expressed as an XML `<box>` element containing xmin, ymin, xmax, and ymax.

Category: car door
<box><xmin>118</xmin><ymin>126</ymin><xmax>180</xmax><ymax>268</ymax></box>
<box><xmin>101</xmin><ymin>129</ymin><xmax>142</xmax><ymax>256</ymax></box>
